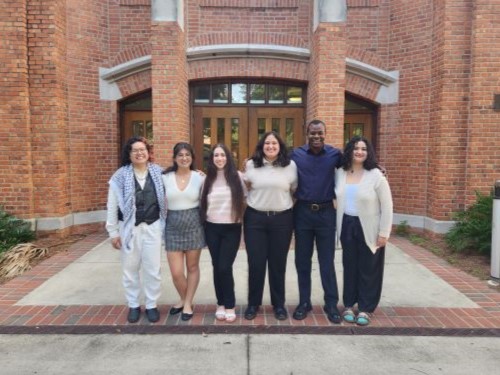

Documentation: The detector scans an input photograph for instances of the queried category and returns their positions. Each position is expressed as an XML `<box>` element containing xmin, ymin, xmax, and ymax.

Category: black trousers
<box><xmin>243</xmin><ymin>207</ymin><xmax>294</xmax><ymax>308</ymax></box>
<box><xmin>340</xmin><ymin>214</ymin><xmax>385</xmax><ymax>313</ymax></box>
<box><xmin>294</xmin><ymin>201</ymin><xmax>339</xmax><ymax>307</ymax></box>
<box><xmin>204</xmin><ymin>222</ymin><xmax>242</xmax><ymax>309</ymax></box>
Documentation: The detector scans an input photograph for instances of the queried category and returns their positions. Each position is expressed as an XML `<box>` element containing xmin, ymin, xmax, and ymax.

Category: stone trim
<box><xmin>199</xmin><ymin>0</ymin><xmax>299</xmax><ymax>8</ymax></box>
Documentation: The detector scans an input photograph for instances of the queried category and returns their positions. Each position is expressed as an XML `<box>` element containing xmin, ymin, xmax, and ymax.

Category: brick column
<box><xmin>464</xmin><ymin>0</ymin><xmax>500</xmax><ymax>204</ymax></box>
<box><xmin>27</xmin><ymin>0</ymin><xmax>70</xmax><ymax>229</ymax></box>
<box><xmin>0</xmin><ymin>0</ymin><xmax>34</xmax><ymax>218</ymax></box>
<box><xmin>307</xmin><ymin>23</ymin><xmax>346</xmax><ymax>149</ymax></box>
<box><xmin>150</xmin><ymin>21</ymin><xmax>189</xmax><ymax>167</ymax></box>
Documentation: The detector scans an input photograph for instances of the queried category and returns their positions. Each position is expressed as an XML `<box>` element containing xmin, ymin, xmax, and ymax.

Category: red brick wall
<box><xmin>65</xmin><ymin>0</ymin><xmax>116</xmax><ymax>214</ymax></box>
<box><xmin>151</xmin><ymin>22</ymin><xmax>189</xmax><ymax>168</ymax></box>
<box><xmin>308</xmin><ymin>24</ymin><xmax>346</xmax><ymax>148</ymax></box>
<box><xmin>427</xmin><ymin>0</ymin><xmax>472</xmax><ymax>220</ymax></box>
<box><xmin>465</xmin><ymin>0</ymin><xmax>500</xmax><ymax>203</ymax></box>
<box><xmin>0</xmin><ymin>0</ymin><xmax>33</xmax><ymax>218</ymax></box>
<box><xmin>28</xmin><ymin>0</ymin><xmax>71</xmax><ymax>218</ymax></box>
<box><xmin>108</xmin><ymin>1</ymin><xmax>151</xmax><ymax>65</ymax></box>
<box><xmin>188</xmin><ymin>59</ymin><xmax>308</xmax><ymax>81</ymax></box>
<box><xmin>187</xmin><ymin>0</ymin><xmax>311</xmax><ymax>47</ymax></box>
<box><xmin>377</xmin><ymin>0</ymin><xmax>434</xmax><ymax>217</ymax></box>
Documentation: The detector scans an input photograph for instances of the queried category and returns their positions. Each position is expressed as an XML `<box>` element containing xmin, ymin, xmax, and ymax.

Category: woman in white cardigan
<box><xmin>335</xmin><ymin>136</ymin><xmax>393</xmax><ymax>326</ymax></box>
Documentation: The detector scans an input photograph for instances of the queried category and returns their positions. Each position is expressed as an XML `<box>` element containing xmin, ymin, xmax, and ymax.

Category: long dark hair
<box><xmin>120</xmin><ymin>136</ymin><xmax>153</xmax><ymax>166</ymax></box>
<box><xmin>163</xmin><ymin>142</ymin><xmax>196</xmax><ymax>173</ymax></box>
<box><xmin>200</xmin><ymin>144</ymin><xmax>245</xmax><ymax>222</ymax></box>
<box><xmin>341</xmin><ymin>136</ymin><xmax>379</xmax><ymax>171</ymax></box>
<box><xmin>251</xmin><ymin>131</ymin><xmax>290</xmax><ymax>168</ymax></box>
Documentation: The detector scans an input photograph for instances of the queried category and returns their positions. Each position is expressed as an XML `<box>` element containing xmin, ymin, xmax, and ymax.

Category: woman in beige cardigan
<box><xmin>335</xmin><ymin>136</ymin><xmax>393</xmax><ymax>326</ymax></box>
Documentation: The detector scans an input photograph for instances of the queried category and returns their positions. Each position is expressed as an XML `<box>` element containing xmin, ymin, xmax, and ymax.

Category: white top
<box><xmin>244</xmin><ymin>159</ymin><xmax>298</xmax><ymax>211</ymax></box>
<box><xmin>335</xmin><ymin>167</ymin><xmax>393</xmax><ymax>253</ymax></box>
<box><xmin>206</xmin><ymin>170</ymin><xmax>247</xmax><ymax>223</ymax></box>
<box><xmin>162</xmin><ymin>171</ymin><xmax>205</xmax><ymax>210</ymax></box>
<box><xmin>344</xmin><ymin>184</ymin><xmax>360</xmax><ymax>216</ymax></box>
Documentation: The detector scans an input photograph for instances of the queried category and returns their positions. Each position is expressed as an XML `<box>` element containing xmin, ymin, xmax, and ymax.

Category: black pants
<box><xmin>340</xmin><ymin>214</ymin><xmax>385</xmax><ymax>313</ymax></box>
<box><xmin>204</xmin><ymin>222</ymin><xmax>242</xmax><ymax>309</ymax></box>
<box><xmin>294</xmin><ymin>201</ymin><xmax>339</xmax><ymax>307</ymax></box>
<box><xmin>243</xmin><ymin>207</ymin><xmax>294</xmax><ymax>308</ymax></box>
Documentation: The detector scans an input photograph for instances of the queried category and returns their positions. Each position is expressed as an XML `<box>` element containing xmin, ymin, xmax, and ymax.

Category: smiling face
<box><xmin>213</xmin><ymin>146</ymin><xmax>227</xmax><ymax>170</ymax></box>
<box><xmin>263</xmin><ymin>134</ymin><xmax>280</xmax><ymax>161</ymax></box>
<box><xmin>307</xmin><ymin>122</ymin><xmax>326</xmax><ymax>153</ymax></box>
<box><xmin>129</xmin><ymin>141</ymin><xmax>149</xmax><ymax>167</ymax></box>
<box><xmin>175</xmin><ymin>147</ymin><xmax>193</xmax><ymax>170</ymax></box>
<box><xmin>352</xmin><ymin>141</ymin><xmax>368</xmax><ymax>166</ymax></box>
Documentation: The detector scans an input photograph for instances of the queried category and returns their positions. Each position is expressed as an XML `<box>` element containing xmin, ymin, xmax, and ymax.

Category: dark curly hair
<box><xmin>251</xmin><ymin>131</ymin><xmax>291</xmax><ymax>168</ymax></box>
<box><xmin>163</xmin><ymin>142</ymin><xmax>196</xmax><ymax>173</ymax></box>
<box><xmin>341</xmin><ymin>136</ymin><xmax>379</xmax><ymax>171</ymax></box>
<box><xmin>200</xmin><ymin>144</ymin><xmax>245</xmax><ymax>222</ymax></box>
<box><xmin>120</xmin><ymin>136</ymin><xmax>153</xmax><ymax>166</ymax></box>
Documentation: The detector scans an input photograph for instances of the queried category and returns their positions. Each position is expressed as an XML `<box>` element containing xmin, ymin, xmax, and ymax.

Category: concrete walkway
<box><xmin>0</xmin><ymin>231</ymin><xmax>499</xmax><ymax>332</ymax></box>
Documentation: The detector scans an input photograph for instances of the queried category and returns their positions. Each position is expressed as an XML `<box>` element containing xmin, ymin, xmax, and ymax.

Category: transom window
<box><xmin>193</xmin><ymin>82</ymin><xmax>303</xmax><ymax>105</ymax></box>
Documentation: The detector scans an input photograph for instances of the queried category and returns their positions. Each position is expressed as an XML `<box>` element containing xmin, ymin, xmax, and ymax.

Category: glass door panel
<box><xmin>249</xmin><ymin>108</ymin><xmax>304</xmax><ymax>155</ymax></box>
<box><xmin>193</xmin><ymin>107</ymin><xmax>248</xmax><ymax>170</ymax></box>
<box><xmin>344</xmin><ymin>114</ymin><xmax>373</xmax><ymax>145</ymax></box>
<box><xmin>122</xmin><ymin>111</ymin><xmax>153</xmax><ymax>145</ymax></box>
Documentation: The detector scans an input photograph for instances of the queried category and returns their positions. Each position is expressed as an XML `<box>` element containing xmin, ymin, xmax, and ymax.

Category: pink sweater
<box><xmin>206</xmin><ymin>170</ymin><xmax>246</xmax><ymax>223</ymax></box>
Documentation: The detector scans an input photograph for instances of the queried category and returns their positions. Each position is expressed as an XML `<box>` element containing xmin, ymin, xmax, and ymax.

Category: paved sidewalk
<box><xmin>1</xmin><ymin>231</ymin><xmax>500</xmax><ymax>334</ymax></box>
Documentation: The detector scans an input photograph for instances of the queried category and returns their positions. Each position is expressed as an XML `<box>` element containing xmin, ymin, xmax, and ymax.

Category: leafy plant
<box><xmin>0</xmin><ymin>208</ymin><xmax>36</xmax><ymax>255</ymax></box>
<box><xmin>395</xmin><ymin>220</ymin><xmax>410</xmax><ymax>237</ymax></box>
<box><xmin>445</xmin><ymin>191</ymin><xmax>493</xmax><ymax>255</ymax></box>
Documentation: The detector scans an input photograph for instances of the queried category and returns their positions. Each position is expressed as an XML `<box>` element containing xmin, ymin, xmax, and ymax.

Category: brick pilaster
<box><xmin>150</xmin><ymin>22</ymin><xmax>189</xmax><ymax>167</ymax></box>
<box><xmin>307</xmin><ymin>24</ymin><xmax>346</xmax><ymax>148</ymax></box>
<box><xmin>0</xmin><ymin>0</ymin><xmax>34</xmax><ymax>218</ymax></box>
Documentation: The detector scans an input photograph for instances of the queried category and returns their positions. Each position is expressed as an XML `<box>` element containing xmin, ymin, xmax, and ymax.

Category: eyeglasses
<box><xmin>176</xmin><ymin>154</ymin><xmax>192</xmax><ymax>159</ymax></box>
<box><xmin>131</xmin><ymin>148</ymin><xmax>147</xmax><ymax>154</ymax></box>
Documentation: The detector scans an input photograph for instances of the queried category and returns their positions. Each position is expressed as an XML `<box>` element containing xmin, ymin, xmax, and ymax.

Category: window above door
<box><xmin>192</xmin><ymin>81</ymin><xmax>304</xmax><ymax>106</ymax></box>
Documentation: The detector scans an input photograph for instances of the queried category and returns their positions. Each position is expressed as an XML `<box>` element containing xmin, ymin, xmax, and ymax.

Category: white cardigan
<box><xmin>335</xmin><ymin>168</ymin><xmax>393</xmax><ymax>253</ymax></box>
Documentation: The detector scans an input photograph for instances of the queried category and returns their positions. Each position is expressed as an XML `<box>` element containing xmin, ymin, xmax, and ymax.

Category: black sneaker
<box><xmin>274</xmin><ymin>306</ymin><xmax>288</xmax><ymax>321</ymax></box>
<box><xmin>292</xmin><ymin>302</ymin><xmax>312</xmax><ymax>320</ymax></box>
<box><xmin>145</xmin><ymin>307</ymin><xmax>160</xmax><ymax>323</ymax></box>
<box><xmin>127</xmin><ymin>307</ymin><xmax>141</xmax><ymax>323</ymax></box>
<box><xmin>244</xmin><ymin>305</ymin><xmax>259</xmax><ymax>320</ymax></box>
<box><xmin>323</xmin><ymin>305</ymin><xmax>342</xmax><ymax>324</ymax></box>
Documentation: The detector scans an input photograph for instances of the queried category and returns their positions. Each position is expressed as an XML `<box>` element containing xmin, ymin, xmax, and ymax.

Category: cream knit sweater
<box><xmin>335</xmin><ymin>167</ymin><xmax>393</xmax><ymax>253</ymax></box>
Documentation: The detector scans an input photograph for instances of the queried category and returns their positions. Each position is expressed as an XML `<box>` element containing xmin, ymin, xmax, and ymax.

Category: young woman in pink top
<box><xmin>200</xmin><ymin>144</ymin><xmax>246</xmax><ymax>323</ymax></box>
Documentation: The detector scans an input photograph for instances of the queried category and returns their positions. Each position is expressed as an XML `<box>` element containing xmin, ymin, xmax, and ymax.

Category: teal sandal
<box><xmin>342</xmin><ymin>308</ymin><xmax>356</xmax><ymax>323</ymax></box>
<box><xmin>356</xmin><ymin>312</ymin><xmax>371</xmax><ymax>326</ymax></box>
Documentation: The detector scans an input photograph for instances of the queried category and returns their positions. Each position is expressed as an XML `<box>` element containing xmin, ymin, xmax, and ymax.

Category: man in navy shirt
<box><xmin>291</xmin><ymin>119</ymin><xmax>342</xmax><ymax>323</ymax></box>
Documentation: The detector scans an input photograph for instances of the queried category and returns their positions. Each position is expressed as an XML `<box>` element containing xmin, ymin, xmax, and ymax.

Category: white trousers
<box><xmin>120</xmin><ymin>220</ymin><xmax>162</xmax><ymax>309</ymax></box>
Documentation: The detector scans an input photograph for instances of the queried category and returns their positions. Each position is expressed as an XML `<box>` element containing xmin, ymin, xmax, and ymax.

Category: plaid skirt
<box><xmin>165</xmin><ymin>207</ymin><xmax>206</xmax><ymax>251</ymax></box>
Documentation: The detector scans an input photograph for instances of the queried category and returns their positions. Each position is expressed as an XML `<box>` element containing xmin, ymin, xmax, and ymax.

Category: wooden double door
<box><xmin>193</xmin><ymin>107</ymin><xmax>304</xmax><ymax>170</ymax></box>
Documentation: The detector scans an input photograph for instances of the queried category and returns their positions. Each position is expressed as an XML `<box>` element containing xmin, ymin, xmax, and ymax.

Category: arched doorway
<box><xmin>344</xmin><ymin>94</ymin><xmax>378</xmax><ymax>147</ymax></box>
<box><xmin>120</xmin><ymin>90</ymin><xmax>153</xmax><ymax>146</ymax></box>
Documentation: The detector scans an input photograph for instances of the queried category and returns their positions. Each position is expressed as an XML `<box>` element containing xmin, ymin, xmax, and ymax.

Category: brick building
<box><xmin>1</xmin><ymin>0</ymin><xmax>499</xmax><ymax>235</ymax></box>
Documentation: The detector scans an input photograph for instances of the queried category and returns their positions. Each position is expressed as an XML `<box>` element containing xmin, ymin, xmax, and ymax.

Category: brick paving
<box><xmin>1</xmin><ymin>232</ymin><xmax>499</xmax><ymax>335</ymax></box>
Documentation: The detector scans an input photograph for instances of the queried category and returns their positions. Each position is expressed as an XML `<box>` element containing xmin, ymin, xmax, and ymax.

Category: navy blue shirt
<box><xmin>291</xmin><ymin>144</ymin><xmax>342</xmax><ymax>202</ymax></box>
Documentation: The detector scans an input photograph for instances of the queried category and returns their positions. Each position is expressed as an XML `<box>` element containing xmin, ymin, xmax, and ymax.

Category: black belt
<box><xmin>298</xmin><ymin>201</ymin><xmax>333</xmax><ymax>211</ymax></box>
<box><xmin>247</xmin><ymin>206</ymin><xmax>292</xmax><ymax>217</ymax></box>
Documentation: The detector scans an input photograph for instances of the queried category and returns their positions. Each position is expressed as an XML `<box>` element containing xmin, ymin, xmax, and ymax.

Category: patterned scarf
<box><xmin>109</xmin><ymin>163</ymin><xmax>166</xmax><ymax>252</ymax></box>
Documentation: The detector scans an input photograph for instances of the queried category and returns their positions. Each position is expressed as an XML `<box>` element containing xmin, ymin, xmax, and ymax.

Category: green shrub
<box><xmin>395</xmin><ymin>220</ymin><xmax>410</xmax><ymax>237</ymax></box>
<box><xmin>445</xmin><ymin>191</ymin><xmax>493</xmax><ymax>255</ymax></box>
<box><xmin>0</xmin><ymin>208</ymin><xmax>36</xmax><ymax>255</ymax></box>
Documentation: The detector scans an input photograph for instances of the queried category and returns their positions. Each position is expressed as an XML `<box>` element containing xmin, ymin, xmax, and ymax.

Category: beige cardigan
<box><xmin>335</xmin><ymin>168</ymin><xmax>393</xmax><ymax>253</ymax></box>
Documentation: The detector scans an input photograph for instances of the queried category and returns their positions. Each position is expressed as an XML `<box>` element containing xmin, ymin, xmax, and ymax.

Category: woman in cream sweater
<box><xmin>335</xmin><ymin>136</ymin><xmax>393</xmax><ymax>326</ymax></box>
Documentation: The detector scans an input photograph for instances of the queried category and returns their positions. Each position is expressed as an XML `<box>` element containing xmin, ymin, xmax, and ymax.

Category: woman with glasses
<box><xmin>106</xmin><ymin>136</ymin><xmax>166</xmax><ymax>324</ymax></box>
<box><xmin>162</xmin><ymin>142</ymin><xmax>205</xmax><ymax>321</ymax></box>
